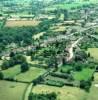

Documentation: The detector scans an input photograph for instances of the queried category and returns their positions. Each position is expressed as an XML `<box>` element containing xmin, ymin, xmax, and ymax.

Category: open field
<box><xmin>73</xmin><ymin>68</ymin><xmax>94</xmax><ymax>81</ymax></box>
<box><xmin>88</xmin><ymin>48</ymin><xmax>98</xmax><ymax>61</ymax></box>
<box><xmin>15</xmin><ymin>67</ymin><xmax>46</xmax><ymax>82</ymax></box>
<box><xmin>32</xmin><ymin>85</ymin><xmax>87</xmax><ymax>100</ymax></box>
<box><xmin>50</xmin><ymin>25</ymin><xmax>66</xmax><ymax>32</ymax></box>
<box><xmin>5</xmin><ymin>20</ymin><xmax>40</xmax><ymax>27</ymax></box>
<box><xmin>60</xmin><ymin>65</ymin><xmax>72</xmax><ymax>73</ymax></box>
<box><xmin>45</xmin><ymin>0</ymin><xmax>98</xmax><ymax>11</ymax></box>
<box><xmin>2</xmin><ymin>65</ymin><xmax>21</xmax><ymax>79</ymax></box>
<box><xmin>0</xmin><ymin>80</ymin><xmax>28</xmax><ymax>100</ymax></box>
<box><xmin>87</xmin><ymin>73</ymin><xmax>98</xmax><ymax>100</ymax></box>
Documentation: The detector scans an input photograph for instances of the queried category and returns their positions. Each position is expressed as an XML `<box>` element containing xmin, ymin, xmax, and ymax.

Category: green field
<box><xmin>87</xmin><ymin>73</ymin><xmax>98</xmax><ymax>100</ymax></box>
<box><xmin>15</xmin><ymin>67</ymin><xmax>46</xmax><ymax>82</ymax></box>
<box><xmin>60</xmin><ymin>65</ymin><xmax>72</xmax><ymax>73</ymax></box>
<box><xmin>0</xmin><ymin>80</ymin><xmax>27</xmax><ymax>100</ymax></box>
<box><xmin>2</xmin><ymin>65</ymin><xmax>21</xmax><ymax>79</ymax></box>
<box><xmin>32</xmin><ymin>85</ymin><xmax>87</xmax><ymax>100</ymax></box>
<box><xmin>46</xmin><ymin>0</ymin><xmax>98</xmax><ymax>11</ymax></box>
<box><xmin>73</xmin><ymin>68</ymin><xmax>94</xmax><ymax>81</ymax></box>
<box><xmin>88</xmin><ymin>48</ymin><xmax>98</xmax><ymax>61</ymax></box>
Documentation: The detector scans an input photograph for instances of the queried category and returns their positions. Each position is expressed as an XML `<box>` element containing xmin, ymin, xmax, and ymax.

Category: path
<box><xmin>24</xmin><ymin>83</ymin><xmax>33</xmax><ymax>100</ymax></box>
<box><xmin>67</xmin><ymin>37</ymin><xmax>83</xmax><ymax>61</ymax></box>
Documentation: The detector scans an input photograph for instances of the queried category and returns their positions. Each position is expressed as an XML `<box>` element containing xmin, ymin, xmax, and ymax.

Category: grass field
<box><xmin>32</xmin><ymin>85</ymin><xmax>87</xmax><ymax>100</ymax></box>
<box><xmin>88</xmin><ymin>48</ymin><xmax>98</xmax><ymax>61</ymax></box>
<box><xmin>45</xmin><ymin>0</ymin><xmax>98</xmax><ymax>11</ymax></box>
<box><xmin>87</xmin><ymin>73</ymin><xmax>98</xmax><ymax>100</ymax></box>
<box><xmin>5</xmin><ymin>20</ymin><xmax>40</xmax><ymax>27</ymax></box>
<box><xmin>59</xmin><ymin>65</ymin><xmax>72</xmax><ymax>73</ymax></box>
<box><xmin>15</xmin><ymin>67</ymin><xmax>46</xmax><ymax>82</ymax></box>
<box><xmin>2</xmin><ymin>65</ymin><xmax>21</xmax><ymax>79</ymax></box>
<box><xmin>0</xmin><ymin>80</ymin><xmax>27</xmax><ymax>100</ymax></box>
<box><xmin>73</xmin><ymin>68</ymin><xmax>94</xmax><ymax>81</ymax></box>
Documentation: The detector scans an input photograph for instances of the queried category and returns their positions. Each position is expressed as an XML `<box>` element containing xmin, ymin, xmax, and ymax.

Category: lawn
<box><xmin>2</xmin><ymin>65</ymin><xmax>21</xmax><ymax>79</ymax></box>
<box><xmin>5</xmin><ymin>20</ymin><xmax>40</xmax><ymax>27</ymax></box>
<box><xmin>0</xmin><ymin>80</ymin><xmax>28</xmax><ymax>100</ymax></box>
<box><xmin>15</xmin><ymin>67</ymin><xmax>46</xmax><ymax>82</ymax></box>
<box><xmin>73</xmin><ymin>68</ymin><xmax>94</xmax><ymax>81</ymax></box>
<box><xmin>88</xmin><ymin>48</ymin><xmax>98</xmax><ymax>61</ymax></box>
<box><xmin>32</xmin><ymin>85</ymin><xmax>87</xmax><ymax>100</ymax></box>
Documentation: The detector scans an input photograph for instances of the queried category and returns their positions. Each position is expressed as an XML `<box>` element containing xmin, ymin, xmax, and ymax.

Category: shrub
<box><xmin>0</xmin><ymin>72</ymin><xmax>4</xmax><ymax>80</ymax></box>
<box><xmin>28</xmin><ymin>92</ymin><xmax>57</xmax><ymax>100</ymax></box>
<box><xmin>80</xmin><ymin>80</ymin><xmax>92</xmax><ymax>92</ymax></box>
<box><xmin>21</xmin><ymin>62</ymin><xmax>29</xmax><ymax>72</ymax></box>
<box><xmin>45</xmin><ymin>80</ymin><xmax>64</xmax><ymax>87</ymax></box>
<box><xmin>50</xmin><ymin>72</ymin><xmax>69</xmax><ymax>79</ymax></box>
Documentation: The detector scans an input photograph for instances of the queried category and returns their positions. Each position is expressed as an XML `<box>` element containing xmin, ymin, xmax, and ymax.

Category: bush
<box><xmin>0</xmin><ymin>72</ymin><xmax>4</xmax><ymax>80</ymax></box>
<box><xmin>1</xmin><ymin>54</ymin><xmax>26</xmax><ymax>70</ymax></box>
<box><xmin>21</xmin><ymin>62</ymin><xmax>29</xmax><ymax>72</ymax></box>
<box><xmin>33</xmin><ymin>76</ymin><xmax>43</xmax><ymax>86</ymax></box>
<box><xmin>80</xmin><ymin>80</ymin><xmax>92</xmax><ymax>92</ymax></box>
<box><xmin>45</xmin><ymin>80</ymin><xmax>64</xmax><ymax>87</ymax></box>
<box><xmin>28</xmin><ymin>92</ymin><xmax>57</xmax><ymax>100</ymax></box>
<box><xmin>50</xmin><ymin>72</ymin><xmax>69</xmax><ymax>79</ymax></box>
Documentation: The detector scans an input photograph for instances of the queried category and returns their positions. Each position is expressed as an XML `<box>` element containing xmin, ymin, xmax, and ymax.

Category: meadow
<box><xmin>2</xmin><ymin>65</ymin><xmax>21</xmax><ymax>79</ymax></box>
<box><xmin>88</xmin><ymin>48</ymin><xmax>98</xmax><ymax>61</ymax></box>
<box><xmin>46</xmin><ymin>0</ymin><xmax>98</xmax><ymax>11</ymax></box>
<box><xmin>0</xmin><ymin>80</ymin><xmax>28</xmax><ymax>100</ymax></box>
<box><xmin>87</xmin><ymin>73</ymin><xmax>98</xmax><ymax>100</ymax></box>
<box><xmin>15</xmin><ymin>67</ymin><xmax>46</xmax><ymax>82</ymax></box>
<box><xmin>73</xmin><ymin>68</ymin><xmax>94</xmax><ymax>81</ymax></box>
<box><xmin>32</xmin><ymin>84</ymin><xmax>87</xmax><ymax>100</ymax></box>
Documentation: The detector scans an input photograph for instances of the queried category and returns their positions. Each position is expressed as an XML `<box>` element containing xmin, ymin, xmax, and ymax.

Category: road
<box><xmin>67</xmin><ymin>37</ymin><xmax>83</xmax><ymax>61</ymax></box>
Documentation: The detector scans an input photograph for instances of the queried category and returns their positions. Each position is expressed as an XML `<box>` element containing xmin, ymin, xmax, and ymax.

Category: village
<box><xmin>0</xmin><ymin>0</ymin><xmax>98</xmax><ymax>100</ymax></box>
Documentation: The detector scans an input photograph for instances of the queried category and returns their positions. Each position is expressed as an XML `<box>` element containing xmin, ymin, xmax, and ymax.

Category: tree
<box><xmin>0</xmin><ymin>72</ymin><xmax>4</xmax><ymax>80</ymax></box>
<box><xmin>10</xmin><ymin>51</ymin><xmax>15</xmax><ymax>57</ymax></box>
<box><xmin>62</xmin><ymin>56</ymin><xmax>66</xmax><ymax>65</ymax></box>
<box><xmin>21</xmin><ymin>62</ymin><xmax>29</xmax><ymax>72</ymax></box>
<box><xmin>13</xmin><ymin>54</ymin><xmax>26</xmax><ymax>64</ymax></box>
<box><xmin>74</xmin><ymin>63</ymin><xmax>82</xmax><ymax>71</ymax></box>
<box><xmin>80</xmin><ymin>80</ymin><xmax>91</xmax><ymax>92</ymax></box>
<box><xmin>1</xmin><ymin>60</ymin><xmax>10</xmax><ymax>70</ymax></box>
<box><xmin>63</xmin><ymin>9</ymin><xmax>68</xmax><ymax>21</ymax></box>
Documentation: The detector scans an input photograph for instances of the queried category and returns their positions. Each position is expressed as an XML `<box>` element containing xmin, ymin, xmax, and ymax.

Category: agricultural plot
<box><xmin>0</xmin><ymin>80</ymin><xmax>27</xmax><ymax>100</ymax></box>
<box><xmin>87</xmin><ymin>73</ymin><xmax>98</xmax><ymax>100</ymax></box>
<box><xmin>5</xmin><ymin>20</ymin><xmax>40</xmax><ymax>27</ymax></box>
<box><xmin>50</xmin><ymin>25</ymin><xmax>66</xmax><ymax>32</ymax></box>
<box><xmin>73</xmin><ymin>68</ymin><xmax>94</xmax><ymax>81</ymax></box>
<box><xmin>2</xmin><ymin>65</ymin><xmax>21</xmax><ymax>79</ymax></box>
<box><xmin>45</xmin><ymin>1</ymin><xmax>94</xmax><ymax>11</ymax></box>
<box><xmin>15</xmin><ymin>67</ymin><xmax>46</xmax><ymax>82</ymax></box>
<box><xmin>32</xmin><ymin>85</ymin><xmax>87</xmax><ymax>100</ymax></box>
<box><xmin>88</xmin><ymin>48</ymin><xmax>98</xmax><ymax>61</ymax></box>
